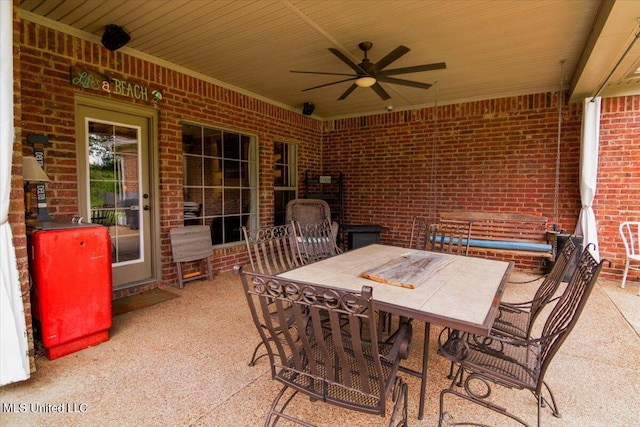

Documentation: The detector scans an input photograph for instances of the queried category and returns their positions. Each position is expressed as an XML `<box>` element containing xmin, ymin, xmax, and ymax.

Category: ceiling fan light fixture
<box><xmin>355</xmin><ymin>76</ymin><xmax>376</xmax><ymax>88</ymax></box>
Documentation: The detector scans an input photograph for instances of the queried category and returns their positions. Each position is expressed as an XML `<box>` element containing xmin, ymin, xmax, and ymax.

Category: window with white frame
<box><xmin>273</xmin><ymin>141</ymin><xmax>297</xmax><ymax>225</ymax></box>
<box><xmin>182</xmin><ymin>123</ymin><xmax>257</xmax><ymax>244</ymax></box>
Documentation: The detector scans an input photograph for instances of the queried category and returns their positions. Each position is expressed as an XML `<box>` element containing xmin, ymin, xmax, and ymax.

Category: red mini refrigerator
<box><xmin>28</xmin><ymin>222</ymin><xmax>113</xmax><ymax>360</ymax></box>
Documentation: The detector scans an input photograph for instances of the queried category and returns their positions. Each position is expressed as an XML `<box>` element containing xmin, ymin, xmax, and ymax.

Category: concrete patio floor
<box><xmin>1</xmin><ymin>268</ymin><xmax>639</xmax><ymax>426</ymax></box>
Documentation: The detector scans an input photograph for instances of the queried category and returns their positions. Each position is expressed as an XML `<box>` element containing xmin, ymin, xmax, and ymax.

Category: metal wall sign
<box><xmin>70</xmin><ymin>65</ymin><xmax>162</xmax><ymax>103</ymax></box>
<box><xmin>27</xmin><ymin>134</ymin><xmax>52</xmax><ymax>221</ymax></box>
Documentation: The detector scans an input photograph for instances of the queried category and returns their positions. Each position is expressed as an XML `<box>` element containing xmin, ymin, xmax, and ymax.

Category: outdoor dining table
<box><xmin>278</xmin><ymin>243</ymin><xmax>513</xmax><ymax>420</ymax></box>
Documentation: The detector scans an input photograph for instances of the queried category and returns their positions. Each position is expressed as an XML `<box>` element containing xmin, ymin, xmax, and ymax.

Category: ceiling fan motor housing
<box><xmin>358</xmin><ymin>41</ymin><xmax>373</xmax><ymax>52</ymax></box>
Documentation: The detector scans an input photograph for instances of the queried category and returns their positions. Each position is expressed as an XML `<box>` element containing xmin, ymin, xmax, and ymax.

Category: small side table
<box><xmin>343</xmin><ymin>224</ymin><xmax>390</xmax><ymax>250</ymax></box>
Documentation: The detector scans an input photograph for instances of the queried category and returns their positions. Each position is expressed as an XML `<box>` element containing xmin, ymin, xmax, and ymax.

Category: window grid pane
<box><xmin>274</xmin><ymin>141</ymin><xmax>297</xmax><ymax>225</ymax></box>
<box><xmin>183</xmin><ymin>124</ymin><xmax>256</xmax><ymax>244</ymax></box>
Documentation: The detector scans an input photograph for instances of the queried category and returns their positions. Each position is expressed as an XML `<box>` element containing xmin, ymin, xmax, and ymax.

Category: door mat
<box><xmin>112</xmin><ymin>288</ymin><xmax>180</xmax><ymax>316</ymax></box>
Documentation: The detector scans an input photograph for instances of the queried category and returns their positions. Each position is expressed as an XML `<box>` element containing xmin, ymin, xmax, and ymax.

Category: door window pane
<box><xmin>88</xmin><ymin>120</ymin><xmax>142</xmax><ymax>263</ymax></box>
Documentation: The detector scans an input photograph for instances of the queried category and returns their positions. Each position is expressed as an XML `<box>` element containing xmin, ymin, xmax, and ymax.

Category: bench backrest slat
<box><xmin>441</xmin><ymin>211</ymin><xmax>549</xmax><ymax>243</ymax></box>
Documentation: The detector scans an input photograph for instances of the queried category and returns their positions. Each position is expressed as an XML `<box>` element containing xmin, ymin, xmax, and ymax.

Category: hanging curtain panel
<box><xmin>575</xmin><ymin>97</ymin><xmax>601</xmax><ymax>261</ymax></box>
<box><xmin>0</xmin><ymin>0</ymin><xmax>31</xmax><ymax>385</ymax></box>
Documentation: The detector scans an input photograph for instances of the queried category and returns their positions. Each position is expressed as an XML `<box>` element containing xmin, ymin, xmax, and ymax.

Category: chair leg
<box><xmin>540</xmin><ymin>380</ymin><xmax>562</xmax><ymax>418</ymax></box>
<box><xmin>439</xmin><ymin>369</ymin><xmax>530</xmax><ymax>427</ymax></box>
<box><xmin>443</xmin><ymin>329</ymin><xmax>465</xmax><ymax>385</ymax></box>
<box><xmin>378</xmin><ymin>311</ymin><xmax>392</xmax><ymax>337</ymax></box>
<box><xmin>389</xmin><ymin>377</ymin><xmax>409</xmax><ymax>427</ymax></box>
<box><xmin>176</xmin><ymin>262</ymin><xmax>184</xmax><ymax>289</ymax></box>
<box><xmin>621</xmin><ymin>260</ymin><xmax>630</xmax><ymax>289</ymax></box>
<box><xmin>446</xmin><ymin>361</ymin><xmax>464</xmax><ymax>386</ymax></box>
<box><xmin>447</xmin><ymin>361</ymin><xmax>455</xmax><ymax>379</ymax></box>
<box><xmin>205</xmin><ymin>256</ymin><xmax>213</xmax><ymax>281</ymax></box>
<box><xmin>264</xmin><ymin>385</ymin><xmax>311</xmax><ymax>427</ymax></box>
<box><xmin>248</xmin><ymin>340</ymin><xmax>267</xmax><ymax>366</ymax></box>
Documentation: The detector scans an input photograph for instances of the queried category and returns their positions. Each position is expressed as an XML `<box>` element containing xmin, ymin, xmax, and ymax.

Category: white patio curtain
<box><xmin>575</xmin><ymin>97</ymin><xmax>601</xmax><ymax>260</ymax></box>
<box><xmin>1</xmin><ymin>0</ymin><xmax>31</xmax><ymax>386</ymax></box>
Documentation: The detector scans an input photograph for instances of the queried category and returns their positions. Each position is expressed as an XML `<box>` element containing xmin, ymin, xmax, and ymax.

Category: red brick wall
<box><xmin>323</xmin><ymin>93</ymin><xmax>640</xmax><ymax>280</ymax></box>
<box><xmin>322</xmin><ymin>93</ymin><xmax>582</xmax><ymax>271</ymax></box>
<box><xmin>595</xmin><ymin>96</ymin><xmax>640</xmax><ymax>281</ymax></box>
<box><xmin>17</xmin><ymin>20</ymin><xmax>322</xmax><ymax>288</ymax></box>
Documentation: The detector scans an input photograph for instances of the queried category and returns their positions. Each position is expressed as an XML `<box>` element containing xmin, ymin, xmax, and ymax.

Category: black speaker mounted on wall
<box><xmin>302</xmin><ymin>102</ymin><xmax>315</xmax><ymax>116</ymax></box>
<box><xmin>101</xmin><ymin>24</ymin><xmax>131</xmax><ymax>51</ymax></box>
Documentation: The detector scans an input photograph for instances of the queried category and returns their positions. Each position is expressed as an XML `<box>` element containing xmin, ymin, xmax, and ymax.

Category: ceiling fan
<box><xmin>291</xmin><ymin>41</ymin><xmax>446</xmax><ymax>101</ymax></box>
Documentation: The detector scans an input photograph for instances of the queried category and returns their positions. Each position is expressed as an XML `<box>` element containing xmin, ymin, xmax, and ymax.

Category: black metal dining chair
<box><xmin>235</xmin><ymin>266</ymin><xmax>412</xmax><ymax>427</ymax></box>
<box><xmin>491</xmin><ymin>236</ymin><xmax>580</xmax><ymax>339</ymax></box>
<box><xmin>409</xmin><ymin>217</ymin><xmax>472</xmax><ymax>256</ymax></box>
<box><xmin>406</xmin><ymin>217</ymin><xmax>472</xmax><ymax>350</ymax></box>
<box><xmin>293</xmin><ymin>218</ymin><xmax>342</xmax><ymax>264</ymax></box>
<box><xmin>241</xmin><ymin>222</ymin><xmax>304</xmax><ymax>366</ymax></box>
<box><xmin>242</xmin><ymin>222</ymin><xmax>303</xmax><ymax>276</ymax></box>
<box><xmin>437</xmin><ymin>244</ymin><xmax>609</xmax><ymax>427</ymax></box>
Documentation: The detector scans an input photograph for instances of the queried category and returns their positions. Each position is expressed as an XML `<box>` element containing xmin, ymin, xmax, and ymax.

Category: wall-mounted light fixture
<box><xmin>101</xmin><ymin>24</ymin><xmax>131</xmax><ymax>51</ymax></box>
<box><xmin>23</xmin><ymin>156</ymin><xmax>51</xmax><ymax>219</ymax></box>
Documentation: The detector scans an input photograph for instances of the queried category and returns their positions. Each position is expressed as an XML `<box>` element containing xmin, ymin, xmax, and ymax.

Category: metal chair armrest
<box><xmin>498</xmin><ymin>301</ymin><xmax>532</xmax><ymax>313</ymax></box>
<box><xmin>382</xmin><ymin>322</ymin><xmax>412</xmax><ymax>362</ymax></box>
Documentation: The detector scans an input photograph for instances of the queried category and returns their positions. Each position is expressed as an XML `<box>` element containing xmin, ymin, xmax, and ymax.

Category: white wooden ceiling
<box><xmin>19</xmin><ymin>0</ymin><xmax>640</xmax><ymax>119</ymax></box>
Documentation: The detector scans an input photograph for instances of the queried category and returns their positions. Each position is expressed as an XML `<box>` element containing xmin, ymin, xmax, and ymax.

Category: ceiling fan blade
<box><xmin>378</xmin><ymin>62</ymin><xmax>447</xmax><ymax>76</ymax></box>
<box><xmin>371</xmin><ymin>83</ymin><xmax>391</xmax><ymax>101</ymax></box>
<box><xmin>291</xmin><ymin>70</ymin><xmax>357</xmax><ymax>77</ymax></box>
<box><xmin>338</xmin><ymin>83</ymin><xmax>358</xmax><ymax>100</ymax></box>
<box><xmin>328</xmin><ymin>48</ymin><xmax>366</xmax><ymax>74</ymax></box>
<box><xmin>374</xmin><ymin>45</ymin><xmax>410</xmax><ymax>71</ymax></box>
<box><xmin>376</xmin><ymin>76</ymin><xmax>432</xmax><ymax>89</ymax></box>
<box><xmin>302</xmin><ymin>77</ymin><xmax>357</xmax><ymax>92</ymax></box>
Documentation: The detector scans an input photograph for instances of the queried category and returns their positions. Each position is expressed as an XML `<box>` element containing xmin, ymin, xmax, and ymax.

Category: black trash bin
<box><xmin>554</xmin><ymin>234</ymin><xmax>583</xmax><ymax>282</ymax></box>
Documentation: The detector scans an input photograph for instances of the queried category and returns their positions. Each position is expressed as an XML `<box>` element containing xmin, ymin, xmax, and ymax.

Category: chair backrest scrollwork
<box><xmin>242</xmin><ymin>222</ymin><xmax>302</xmax><ymax>275</ymax></box>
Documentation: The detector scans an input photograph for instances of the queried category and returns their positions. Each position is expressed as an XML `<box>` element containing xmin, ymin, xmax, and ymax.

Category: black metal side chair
<box><xmin>242</xmin><ymin>222</ymin><xmax>303</xmax><ymax>276</ymax></box>
<box><xmin>437</xmin><ymin>244</ymin><xmax>609</xmax><ymax>427</ymax></box>
<box><xmin>492</xmin><ymin>236</ymin><xmax>580</xmax><ymax>340</ymax></box>
<box><xmin>241</xmin><ymin>222</ymin><xmax>304</xmax><ymax>366</ymax></box>
<box><xmin>235</xmin><ymin>266</ymin><xmax>413</xmax><ymax>427</ymax></box>
<box><xmin>409</xmin><ymin>216</ymin><xmax>434</xmax><ymax>250</ymax></box>
<box><xmin>405</xmin><ymin>217</ymin><xmax>473</xmax><ymax>350</ymax></box>
<box><xmin>409</xmin><ymin>217</ymin><xmax>473</xmax><ymax>256</ymax></box>
<box><xmin>294</xmin><ymin>218</ymin><xmax>342</xmax><ymax>264</ymax></box>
